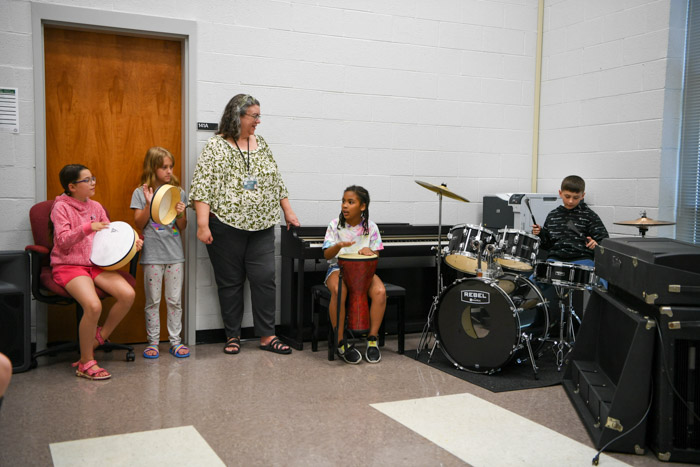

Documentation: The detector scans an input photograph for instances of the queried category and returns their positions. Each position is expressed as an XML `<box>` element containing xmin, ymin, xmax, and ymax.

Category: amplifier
<box><xmin>595</xmin><ymin>237</ymin><xmax>700</xmax><ymax>306</ymax></box>
<box><xmin>648</xmin><ymin>304</ymin><xmax>700</xmax><ymax>463</ymax></box>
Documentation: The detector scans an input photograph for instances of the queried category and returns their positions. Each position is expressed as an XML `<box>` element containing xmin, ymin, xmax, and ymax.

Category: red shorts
<box><xmin>52</xmin><ymin>265</ymin><xmax>105</xmax><ymax>289</ymax></box>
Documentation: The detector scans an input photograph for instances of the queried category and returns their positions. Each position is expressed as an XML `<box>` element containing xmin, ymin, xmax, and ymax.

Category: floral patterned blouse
<box><xmin>189</xmin><ymin>134</ymin><xmax>289</xmax><ymax>231</ymax></box>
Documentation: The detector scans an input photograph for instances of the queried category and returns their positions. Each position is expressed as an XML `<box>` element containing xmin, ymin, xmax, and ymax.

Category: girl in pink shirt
<box><xmin>51</xmin><ymin>164</ymin><xmax>142</xmax><ymax>380</ymax></box>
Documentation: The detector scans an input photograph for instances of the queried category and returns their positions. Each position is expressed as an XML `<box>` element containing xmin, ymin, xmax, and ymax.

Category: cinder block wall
<box><xmin>538</xmin><ymin>0</ymin><xmax>684</xmax><ymax>239</ymax></box>
<box><xmin>0</xmin><ymin>0</ymin><xmax>683</xmax><ymax>333</ymax></box>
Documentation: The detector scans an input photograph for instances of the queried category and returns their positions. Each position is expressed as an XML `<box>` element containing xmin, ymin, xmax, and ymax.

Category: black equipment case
<box><xmin>595</xmin><ymin>237</ymin><xmax>700</xmax><ymax>306</ymax></box>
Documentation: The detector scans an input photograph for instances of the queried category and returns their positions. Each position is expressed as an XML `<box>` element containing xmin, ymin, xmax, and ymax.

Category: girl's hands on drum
<box><xmin>91</xmin><ymin>221</ymin><xmax>109</xmax><ymax>232</ymax></box>
<box><xmin>135</xmin><ymin>238</ymin><xmax>144</xmax><ymax>251</ymax></box>
<box><xmin>197</xmin><ymin>225</ymin><xmax>213</xmax><ymax>245</ymax></box>
<box><xmin>175</xmin><ymin>201</ymin><xmax>186</xmax><ymax>215</ymax></box>
<box><xmin>142</xmin><ymin>184</ymin><xmax>154</xmax><ymax>205</ymax></box>
<box><xmin>338</xmin><ymin>241</ymin><xmax>355</xmax><ymax>249</ymax></box>
<box><xmin>531</xmin><ymin>224</ymin><xmax>541</xmax><ymax>235</ymax></box>
<box><xmin>357</xmin><ymin>247</ymin><xmax>374</xmax><ymax>256</ymax></box>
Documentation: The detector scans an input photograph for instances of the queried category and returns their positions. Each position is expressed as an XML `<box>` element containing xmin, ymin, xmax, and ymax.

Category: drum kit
<box><xmin>414</xmin><ymin>181</ymin><xmax>605</xmax><ymax>378</ymax></box>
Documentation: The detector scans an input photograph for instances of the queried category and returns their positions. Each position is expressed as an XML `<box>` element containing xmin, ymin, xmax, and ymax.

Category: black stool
<box><xmin>311</xmin><ymin>283</ymin><xmax>406</xmax><ymax>361</ymax></box>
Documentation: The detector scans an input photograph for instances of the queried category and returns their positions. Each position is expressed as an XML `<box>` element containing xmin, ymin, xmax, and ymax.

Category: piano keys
<box><xmin>279</xmin><ymin>224</ymin><xmax>451</xmax><ymax>350</ymax></box>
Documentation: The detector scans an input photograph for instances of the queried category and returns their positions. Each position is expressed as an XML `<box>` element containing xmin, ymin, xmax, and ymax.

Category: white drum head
<box><xmin>90</xmin><ymin>221</ymin><xmax>138</xmax><ymax>271</ymax></box>
<box><xmin>151</xmin><ymin>184</ymin><xmax>180</xmax><ymax>225</ymax></box>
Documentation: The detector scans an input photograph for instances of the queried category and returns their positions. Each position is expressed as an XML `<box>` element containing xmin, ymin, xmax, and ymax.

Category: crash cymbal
<box><xmin>614</xmin><ymin>216</ymin><xmax>675</xmax><ymax>227</ymax></box>
<box><xmin>415</xmin><ymin>180</ymin><xmax>469</xmax><ymax>203</ymax></box>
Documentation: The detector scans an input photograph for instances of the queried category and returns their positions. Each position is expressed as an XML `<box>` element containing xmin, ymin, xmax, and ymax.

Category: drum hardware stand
<box><xmin>552</xmin><ymin>285</ymin><xmax>581</xmax><ymax>371</ymax></box>
<box><xmin>417</xmin><ymin>188</ymin><xmax>447</xmax><ymax>359</ymax></box>
<box><xmin>518</xmin><ymin>330</ymin><xmax>540</xmax><ymax>380</ymax></box>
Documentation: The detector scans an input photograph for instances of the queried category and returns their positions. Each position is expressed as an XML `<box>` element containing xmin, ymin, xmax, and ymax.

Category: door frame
<box><xmin>31</xmin><ymin>3</ymin><xmax>198</xmax><ymax>346</ymax></box>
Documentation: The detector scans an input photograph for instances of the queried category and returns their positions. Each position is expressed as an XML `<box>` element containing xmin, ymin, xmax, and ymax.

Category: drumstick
<box><xmin>524</xmin><ymin>198</ymin><xmax>537</xmax><ymax>225</ymax></box>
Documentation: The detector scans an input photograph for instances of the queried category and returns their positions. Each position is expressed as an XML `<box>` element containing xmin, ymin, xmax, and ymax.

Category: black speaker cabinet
<box><xmin>648</xmin><ymin>304</ymin><xmax>700</xmax><ymax>463</ymax></box>
<box><xmin>563</xmin><ymin>288</ymin><xmax>656</xmax><ymax>455</ymax></box>
<box><xmin>0</xmin><ymin>251</ymin><xmax>31</xmax><ymax>373</ymax></box>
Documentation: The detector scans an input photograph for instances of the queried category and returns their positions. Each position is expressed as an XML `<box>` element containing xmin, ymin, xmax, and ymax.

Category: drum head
<box><xmin>151</xmin><ymin>184</ymin><xmax>180</xmax><ymax>225</ymax></box>
<box><xmin>436</xmin><ymin>278</ymin><xmax>517</xmax><ymax>372</ymax></box>
<box><xmin>435</xmin><ymin>274</ymin><xmax>548</xmax><ymax>373</ymax></box>
<box><xmin>338</xmin><ymin>253</ymin><xmax>377</xmax><ymax>260</ymax></box>
<box><xmin>90</xmin><ymin>221</ymin><xmax>138</xmax><ymax>271</ymax></box>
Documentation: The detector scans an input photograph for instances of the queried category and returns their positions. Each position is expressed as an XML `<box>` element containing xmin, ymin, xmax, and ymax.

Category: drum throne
<box><xmin>25</xmin><ymin>200</ymin><xmax>137</xmax><ymax>366</ymax></box>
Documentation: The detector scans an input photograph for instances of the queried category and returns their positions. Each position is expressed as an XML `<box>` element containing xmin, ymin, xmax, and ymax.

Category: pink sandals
<box><xmin>95</xmin><ymin>326</ymin><xmax>106</xmax><ymax>346</ymax></box>
<box><xmin>72</xmin><ymin>359</ymin><xmax>111</xmax><ymax>380</ymax></box>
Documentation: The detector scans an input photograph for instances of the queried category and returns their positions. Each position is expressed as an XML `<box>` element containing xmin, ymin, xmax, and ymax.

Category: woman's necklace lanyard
<box><xmin>233</xmin><ymin>137</ymin><xmax>257</xmax><ymax>190</ymax></box>
<box><xmin>232</xmin><ymin>138</ymin><xmax>250</xmax><ymax>175</ymax></box>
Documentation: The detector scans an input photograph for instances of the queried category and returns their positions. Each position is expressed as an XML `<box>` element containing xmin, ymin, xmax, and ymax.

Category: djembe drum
<box><xmin>337</xmin><ymin>253</ymin><xmax>378</xmax><ymax>331</ymax></box>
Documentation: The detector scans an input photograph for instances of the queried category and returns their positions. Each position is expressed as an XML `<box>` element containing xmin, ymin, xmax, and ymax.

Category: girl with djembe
<box><xmin>322</xmin><ymin>185</ymin><xmax>386</xmax><ymax>364</ymax></box>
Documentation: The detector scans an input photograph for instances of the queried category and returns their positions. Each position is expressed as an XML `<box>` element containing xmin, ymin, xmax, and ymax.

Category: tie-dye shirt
<box><xmin>322</xmin><ymin>218</ymin><xmax>384</xmax><ymax>265</ymax></box>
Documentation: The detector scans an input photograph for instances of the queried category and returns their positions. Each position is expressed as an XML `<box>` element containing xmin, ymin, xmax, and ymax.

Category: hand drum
<box><xmin>338</xmin><ymin>253</ymin><xmax>378</xmax><ymax>331</ymax></box>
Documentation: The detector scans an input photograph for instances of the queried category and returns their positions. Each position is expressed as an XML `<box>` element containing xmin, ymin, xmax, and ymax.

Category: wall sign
<box><xmin>197</xmin><ymin>122</ymin><xmax>218</xmax><ymax>131</ymax></box>
<box><xmin>0</xmin><ymin>88</ymin><xmax>19</xmax><ymax>133</ymax></box>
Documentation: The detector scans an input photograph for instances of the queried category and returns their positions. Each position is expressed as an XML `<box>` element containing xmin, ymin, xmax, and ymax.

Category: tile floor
<box><xmin>0</xmin><ymin>335</ymin><xmax>688</xmax><ymax>466</ymax></box>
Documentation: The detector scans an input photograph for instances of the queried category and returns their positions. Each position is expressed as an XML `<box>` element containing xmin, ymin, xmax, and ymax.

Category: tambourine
<box><xmin>150</xmin><ymin>184</ymin><xmax>180</xmax><ymax>225</ymax></box>
<box><xmin>90</xmin><ymin>221</ymin><xmax>139</xmax><ymax>271</ymax></box>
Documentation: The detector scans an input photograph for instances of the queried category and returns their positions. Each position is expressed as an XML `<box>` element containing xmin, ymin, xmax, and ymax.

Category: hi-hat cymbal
<box><xmin>614</xmin><ymin>216</ymin><xmax>675</xmax><ymax>227</ymax></box>
<box><xmin>415</xmin><ymin>180</ymin><xmax>469</xmax><ymax>203</ymax></box>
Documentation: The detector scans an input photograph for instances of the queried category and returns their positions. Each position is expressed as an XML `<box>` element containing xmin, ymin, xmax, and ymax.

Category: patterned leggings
<box><xmin>143</xmin><ymin>263</ymin><xmax>184</xmax><ymax>346</ymax></box>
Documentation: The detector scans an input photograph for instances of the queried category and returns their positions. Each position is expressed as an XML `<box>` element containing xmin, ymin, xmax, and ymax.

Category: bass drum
<box><xmin>435</xmin><ymin>273</ymin><xmax>549</xmax><ymax>373</ymax></box>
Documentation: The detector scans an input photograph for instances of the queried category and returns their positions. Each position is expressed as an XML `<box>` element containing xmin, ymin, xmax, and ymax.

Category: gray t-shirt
<box><xmin>130</xmin><ymin>186</ymin><xmax>186</xmax><ymax>265</ymax></box>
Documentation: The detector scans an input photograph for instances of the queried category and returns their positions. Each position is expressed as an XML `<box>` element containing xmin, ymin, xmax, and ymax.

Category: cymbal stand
<box><xmin>417</xmin><ymin>190</ymin><xmax>446</xmax><ymax>359</ymax></box>
<box><xmin>552</xmin><ymin>285</ymin><xmax>582</xmax><ymax>371</ymax></box>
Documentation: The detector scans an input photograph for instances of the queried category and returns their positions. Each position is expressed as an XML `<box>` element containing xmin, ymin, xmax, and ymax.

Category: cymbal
<box><xmin>614</xmin><ymin>216</ymin><xmax>675</xmax><ymax>227</ymax></box>
<box><xmin>415</xmin><ymin>180</ymin><xmax>469</xmax><ymax>203</ymax></box>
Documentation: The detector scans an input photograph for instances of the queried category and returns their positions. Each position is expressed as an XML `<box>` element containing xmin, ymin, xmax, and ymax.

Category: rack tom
<box><xmin>495</xmin><ymin>229</ymin><xmax>540</xmax><ymax>272</ymax></box>
<box><xmin>444</xmin><ymin>224</ymin><xmax>495</xmax><ymax>274</ymax></box>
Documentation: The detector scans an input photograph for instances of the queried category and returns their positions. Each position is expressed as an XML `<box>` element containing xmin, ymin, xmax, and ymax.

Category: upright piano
<box><xmin>279</xmin><ymin>223</ymin><xmax>452</xmax><ymax>350</ymax></box>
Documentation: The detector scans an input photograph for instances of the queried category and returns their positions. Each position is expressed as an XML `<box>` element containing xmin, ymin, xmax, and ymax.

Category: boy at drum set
<box><xmin>50</xmin><ymin>164</ymin><xmax>143</xmax><ymax>380</ymax></box>
<box><xmin>419</xmin><ymin>175</ymin><xmax>608</xmax><ymax>377</ymax></box>
<box><xmin>131</xmin><ymin>147</ymin><xmax>189</xmax><ymax>359</ymax></box>
<box><xmin>322</xmin><ymin>186</ymin><xmax>386</xmax><ymax>365</ymax></box>
<box><xmin>531</xmin><ymin>175</ymin><xmax>609</xmax><ymax>369</ymax></box>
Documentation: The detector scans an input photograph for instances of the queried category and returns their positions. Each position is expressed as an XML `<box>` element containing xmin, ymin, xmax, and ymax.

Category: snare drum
<box><xmin>151</xmin><ymin>184</ymin><xmax>180</xmax><ymax>225</ymax></box>
<box><xmin>495</xmin><ymin>229</ymin><xmax>540</xmax><ymax>272</ymax></box>
<box><xmin>337</xmin><ymin>253</ymin><xmax>378</xmax><ymax>331</ymax></box>
<box><xmin>90</xmin><ymin>221</ymin><xmax>139</xmax><ymax>271</ymax></box>
<box><xmin>534</xmin><ymin>261</ymin><xmax>596</xmax><ymax>290</ymax></box>
<box><xmin>444</xmin><ymin>224</ymin><xmax>495</xmax><ymax>274</ymax></box>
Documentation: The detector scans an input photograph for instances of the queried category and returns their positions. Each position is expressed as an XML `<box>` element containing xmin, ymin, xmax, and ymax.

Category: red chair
<box><xmin>25</xmin><ymin>200</ymin><xmax>137</xmax><ymax>365</ymax></box>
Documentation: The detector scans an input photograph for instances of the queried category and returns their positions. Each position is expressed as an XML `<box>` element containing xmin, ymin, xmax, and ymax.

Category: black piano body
<box><xmin>279</xmin><ymin>223</ymin><xmax>453</xmax><ymax>350</ymax></box>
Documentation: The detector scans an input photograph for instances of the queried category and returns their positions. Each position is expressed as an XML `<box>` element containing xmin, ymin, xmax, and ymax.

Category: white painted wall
<box><xmin>538</xmin><ymin>0</ymin><xmax>685</xmax><ymax>240</ymax></box>
<box><xmin>0</xmin><ymin>0</ymin><xmax>685</xmax><ymax>334</ymax></box>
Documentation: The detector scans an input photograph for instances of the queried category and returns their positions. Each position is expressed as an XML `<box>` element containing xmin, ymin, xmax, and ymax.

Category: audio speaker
<box><xmin>562</xmin><ymin>288</ymin><xmax>655</xmax><ymax>455</ymax></box>
<box><xmin>0</xmin><ymin>251</ymin><xmax>31</xmax><ymax>373</ymax></box>
<box><xmin>648</xmin><ymin>304</ymin><xmax>700</xmax><ymax>463</ymax></box>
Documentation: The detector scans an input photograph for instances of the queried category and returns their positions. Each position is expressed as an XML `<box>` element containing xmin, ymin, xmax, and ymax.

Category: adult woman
<box><xmin>190</xmin><ymin>94</ymin><xmax>299</xmax><ymax>355</ymax></box>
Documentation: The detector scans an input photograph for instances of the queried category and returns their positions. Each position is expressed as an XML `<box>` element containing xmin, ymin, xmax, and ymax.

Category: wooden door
<box><xmin>44</xmin><ymin>26</ymin><xmax>183</xmax><ymax>344</ymax></box>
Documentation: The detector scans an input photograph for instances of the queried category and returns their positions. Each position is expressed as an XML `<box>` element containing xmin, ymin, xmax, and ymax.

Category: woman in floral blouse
<box><xmin>190</xmin><ymin>94</ymin><xmax>300</xmax><ymax>355</ymax></box>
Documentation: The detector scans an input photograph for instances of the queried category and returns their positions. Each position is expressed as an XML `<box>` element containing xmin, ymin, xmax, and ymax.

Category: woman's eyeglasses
<box><xmin>245</xmin><ymin>113</ymin><xmax>262</xmax><ymax>121</ymax></box>
<box><xmin>74</xmin><ymin>176</ymin><xmax>97</xmax><ymax>185</ymax></box>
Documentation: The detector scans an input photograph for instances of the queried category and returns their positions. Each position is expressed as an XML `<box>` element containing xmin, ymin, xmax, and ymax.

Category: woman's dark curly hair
<box><xmin>339</xmin><ymin>185</ymin><xmax>370</xmax><ymax>235</ymax></box>
<box><xmin>218</xmin><ymin>94</ymin><xmax>260</xmax><ymax>141</ymax></box>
